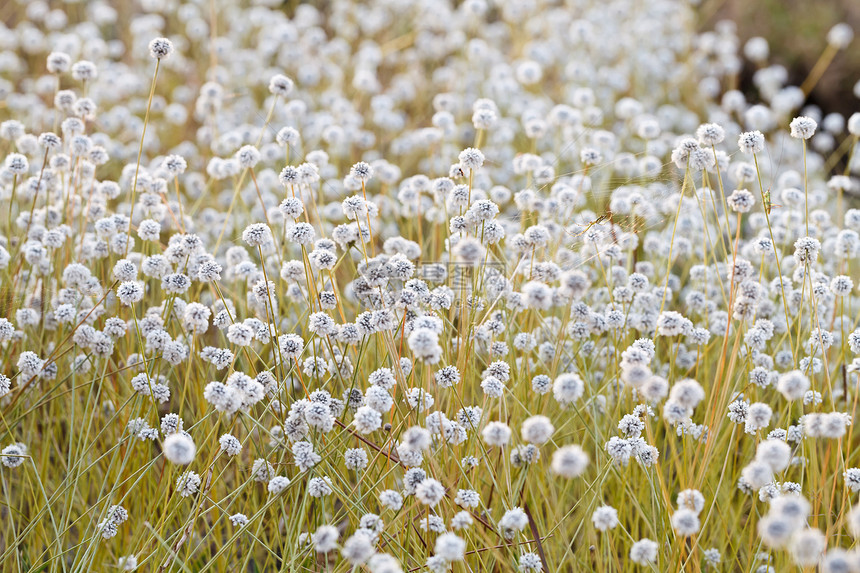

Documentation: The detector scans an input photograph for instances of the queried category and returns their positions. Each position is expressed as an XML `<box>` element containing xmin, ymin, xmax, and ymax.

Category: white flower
<box><xmin>268</xmin><ymin>476</ymin><xmax>290</xmax><ymax>495</ymax></box>
<box><xmin>176</xmin><ymin>471</ymin><xmax>201</xmax><ymax>497</ymax></box>
<box><xmin>551</xmin><ymin>445</ymin><xmax>589</xmax><ymax>478</ymax></box>
<box><xmin>591</xmin><ymin>505</ymin><xmax>618</xmax><ymax>531</ymax></box>
<box><xmin>482</xmin><ymin>421</ymin><xmax>512</xmax><ymax>447</ymax></box>
<box><xmin>313</xmin><ymin>525</ymin><xmax>339</xmax><ymax>553</ymax></box>
<box><xmin>163</xmin><ymin>434</ymin><xmax>196</xmax><ymax>465</ymax></box>
<box><xmin>738</xmin><ymin>131</ymin><xmax>765</xmax><ymax>154</ymax></box>
<box><xmin>789</xmin><ymin>116</ymin><xmax>817</xmax><ymax>140</ymax></box>
<box><xmin>671</xmin><ymin>508</ymin><xmax>700</xmax><ymax>536</ymax></box>
<box><xmin>521</xmin><ymin>415</ymin><xmax>555</xmax><ymax>445</ymax></box>
<box><xmin>148</xmin><ymin>37</ymin><xmax>174</xmax><ymax>59</ymax></box>
<box><xmin>434</xmin><ymin>533</ymin><xmax>465</xmax><ymax>561</ymax></box>
<box><xmin>630</xmin><ymin>539</ymin><xmax>658</xmax><ymax>565</ymax></box>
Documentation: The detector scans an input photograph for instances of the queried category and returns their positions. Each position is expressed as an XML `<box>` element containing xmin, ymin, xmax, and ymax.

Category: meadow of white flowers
<box><xmin>1</xmin><ymin>0</ymin><xmax>860</xmax><ymax>570</ymax></box>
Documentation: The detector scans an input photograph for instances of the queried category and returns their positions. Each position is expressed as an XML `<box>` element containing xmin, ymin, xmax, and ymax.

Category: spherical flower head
<box><xmin>521</xmin><ymin>415</ymin><xmax>555</xmax><ymax>445</ymax></box>
<box><xmin>629</xmin><ymin>538</ymin><xmax>659</xmax><ymax>565</ymax></box>
<box><xmin>676</xmin><ymin>489</ymin><xmax>705</xmax><ymax>514</ymax></box>
<box><xmin>5</xmin><ymin>153</ymin><xmax>28</xmax><ymax>175</ymax></box>
<box><xmin>551</xmin><ymin>444</ymin><xmax>589</xmax><ymax>478</ymax></box>
<box><xmin>46</xmin><ymin>51</ymin><xmax>71</xmax><ymax>73</ymax></box>
<box><xmin>454</xmin><ymin>488</ymin><xmax>480</xmax><ymax>509</ymax></box>
<box><xmin>279</xmin><ymin>166</ymin><xmax>299</xmax><ymax>186</ymax></box>
<box><xmin>592</xmin><ymin>505</ymin><xmax>618</xmax><ymax>531</ymax></box>
<box><xmin>580</xmin><ymin>147</ymin><xmax>602</xmax><ymax>166</ymax></box>
<box><xmin>352</xmin><ymin>406</ymin><xmax>382</xmax><ymax>434</ymax></box>
<box><xmin>771</xmin><ymin>494</ymin><xmax>811</xmax><ymax>524</ymax></box>
<box><xmin>313</xmin><ymin>524</ymin><xmax>339</xmax><ymax>553</ymax></box>
<box><xmin>38</xmin><ymin>132</ymin><xmax>62</xmax><ymax>149</ymax></box>
<box><xmin>267</xmin><ymin>475</ymin><xmax>290</xmax><ymax>495</ymax></box>
<box><xmin>696</xmin><ymin>123</ymin><xmax>725</xmax><ymax>146</ymax></box>
<box><xmin>344</xmin><ymin>447</ymin><xmax>368</xmax><ymax>471</ymax></box>
<box><xmin>744</xmin><ymin>402</ymin><xmax>773</xmax><ymax>435</ymax></box>
<box><xmin>350</xmin><ymin>161</ymin><xmax>373</xmax><ymax>182</ymax></box>
<box><xmin>242</xmin><ymin>223</ymin><xmax>273</xmax><ymax>247</ymax></box>
<box><xmin>163</xmin><ymin>433</ymin><xmax>196</xmax><ymax>465</ymax></box>
<box><xmin>415</xmin><ymin>478</ymin><xmax>445</xmax><ymax>506</ymax></box>
<box><xmin>342</xmin><ymin>195</ymin><xmax>368</xmax><ymax>220</ymax></box>
<box><xmin>849</xmin><ymin>113</ymin><xmax>860</xmax><ymax>136</ymax></box>
<box><xmin>1</xmin><ymin>443</ymin><xmax>28</xmax><ymax>468</ymax></box>
<box><xmin>176</xmin><ymin>470</ymin><xmax>201</xmax><ymax>497</ymax></box>
<box><xmin>286</xmin><ymin>222</ymin><xmax>316</xmax><ymax>245</ymax></box>
<box><xmin>379</xmin><ymin>489</ymin><xmax>404</xmax><ymax>511</ymax></box>
<box><xmin>71</xmin><ymin>60</ymin><xmax>97</xmax><ymax>81</ymax></box>
<box><xmin>844</xmin><ymin>467</ymin><xmax>860</xmax><ymax>492</ymax></box>
<box><xmin>519</xmin><ymin>552</ymin><xmax>542</xmax><ymax>571</ymax></box>
<box><xmin>341</xmin><ymin>531</ymin><xmax>374</xmax><ymax>564</ymax></box>
<box><xmin>458</xmin><ymin>147</ymin><xmax>484</xmax><ymax>170</ymax></box>
<box><xmin>671</xmin><ymin>508</ymin><xmax>700</xmax><ymax>536</ymax></box>
<box><xmin>133</xmin><ymin>218</ymin><xmax>159</xmax><ymax>242</ymax></box>
<box><xmin>236</xmin><ymin>145</ymin><xmax>261</xmax><ymax>169</ymax></box>
<box><xmin>116</xmin><ymin>281</ymin><xmax>144</xmax><ymax>306</ymax></box>
<box><xmin>195</xmin><ymin>259</ymin><xmax>221</xmax><ymax>282</ymax></box>
<box><xmin>738</xmin><ymin>131</ymin><xmax>765</xmax><ymax>154</ymax></box>
<box><xmin>229</xmin><ymin>513</ymin><xmax>248</xmax><ymax>527</ymax></box>
<box><xmin>367</xmin><ymin>554</ymin><xmax>401</xmax><ymax>572</ymax></box>
<box><xmin>163</xmin><ymin>154</ymin><xmax>187</xmax><ymax>176</ymax></box>
<box><xmin>789</xmin><ymin>527</ymin><xmax>826</xmax><ymax>567</ymax></box>
<box><xmin>830</xmin><ymin>275</ymin><xmax>856</xmax><ymax>298</ymax></box>
<box><xmin>219</xmin><ymin>433</ymin><xmax>242</xmax><ymax>456</ymax></box>
<box><xmin>499</xmin><ymin>507</ymin><xmax>528</xmax><ymax>538</ymax></box>
<box><xmin>268</xmin><ymin>74</ymin><xmax>295</xmax><ymax>97</ymax></box>
<box><xmin>118</xmin><ymin>555</ymin><xmax>138</xmax><ymax>571</ymax></box>
<box><xmin>553</xmin><ymin>373</ymin><xmax>584</xmax><ymax>405</ymax></box>
<box><xmin>669</xmin><ymin>378</ymin><xmax>705</xmax><ymax>410</ymax></box>
<box><xmin>741</xmin><ymin>460</ymin><xmax>774</xmax><ymax>490</ymax></box>
<box><xmin>777</xmin><ymin>370</ymin><xmax>810</xmax><ymax>401</ymax></box>
<box><xmin>482</xmin><ymin>421</ymin><xmax>512</xmax><ymax>447</ymax></box>
<box><xmin>434</xmin><ymin>533</ymin><xmax>465</xmax><ymax>561</ymax></box>
<box><xmin>669</xmin><ymin>137</ymin><xmax>698</xmax><ymax>168</ymax></box>
<box><xmin>727</xmin><ymin>189</ymin><xmax>755</xmax><ymax>213</ymax></box>
<box><xmin>278</xmin><ymin>333</ymin><xmax>305</xmax><ymax>358</ymax></box>
<box><xmin>757</xmin><ymin>513</ymin><xmax>795</xmax><ymax>549</ymax></box>
<box><xmin>792</xmin><ymin>236</ymin><xmax>821</xmax><ymax>266</ymax></box>
<box><xmin>790</xmin><ymin>116</ymin><xmax>817</xmax><ymax>140</ymax></box>
<box><xmin>276</xmin><ymin>126</ymin><xmax>300</xmax><ymax>147</ymax></box>
<box><xmin>0</xmin><ymin>319</ymin><xmax>14</xmax><ymax>342</ymax></box>
<box><xmin>827</xmin><ymin>23</ymin><xmax>854</xmax><ymax>49</ymax></box>
<box><xmin>148</xmin><ymin>37</ymin><xmax>174</xmax><ymax>60</ymax></box>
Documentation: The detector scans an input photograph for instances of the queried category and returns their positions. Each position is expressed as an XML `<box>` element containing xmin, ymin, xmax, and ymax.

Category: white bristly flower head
<box><xmin>738</xmin><ymin>131</ymin><xmax>765</xmax><ymax>154</ymax></box>
<box><xmin>629</xmin><ymin>539</ymin><xmax>658</xmax><ymax>565</ymax></box>
<box><xmin>242</xmin><ymin>223</ymin><xmax>273</xmax><ymax>247</ymax></box>
<box><xmin>482</xmin><ymin>421</ymin><xmax>512</xmax><ymax>447</ymax></box>
<box><xmin>162</xmin><ymin>433</ymin><xmax>196</xmax><ymax>465</ymax></box>
<box><xmin>789</xmin><ymin>116</ymin><xmax>817</xmax><ymax>140</ymax></box>
<box><xmin>458</xmin><ymin>147</ymin><xmax>484</xmax><ymax>170</ymax></box>
<box><xmin>313</xmin><ymin>525</ymin><xmax>339</xmax><ymax>553</ymax></box>
<box><xmin>551</xmin><ymin>445</ymin><xmax>589</xmax><ymax>478</ymax></box>
<box><xmin>434</xmin><ymin>533</ymin><xmax>465</xmax><ymax>561</ymax></box>
<box><xmin>269</xmin><ymin>74</ymin><xmax>295</xmax><ymax>97</ymax></box>
<box><xmin>148</xmin><ymin>37</ymin><xmax>174</xmax><ymax>59</ymax></box>
<box><xmin>350</xmin><ymin>161</ymin><xmax>374</xmax><ymax>182</ymax></box>
<box><xmin>499</xmin><ymin>507</ymin><xmax>528</xmax><ymax>538</ymax></box>
<box><xmin>521</xmin><ymin>415</ymin><xmax>555</xmax><ymax>445</ymax></box>
<box><xmin>671</xmin><ymin>508</ymin><xmax>700</xmax><ymax>537</ymax></box>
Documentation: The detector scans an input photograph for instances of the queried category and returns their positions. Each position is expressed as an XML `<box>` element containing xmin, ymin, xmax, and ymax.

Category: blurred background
<box><xmin>704</xmin><ymin>0</ymin><xmax>860</xmax><ymax>116</ymax></box>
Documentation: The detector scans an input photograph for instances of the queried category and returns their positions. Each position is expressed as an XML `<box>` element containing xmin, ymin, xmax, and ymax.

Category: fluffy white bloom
<box><xmin>162</xmin><ymin>434</ymin><xmax>195</xmax><ymax>465</ymax></box>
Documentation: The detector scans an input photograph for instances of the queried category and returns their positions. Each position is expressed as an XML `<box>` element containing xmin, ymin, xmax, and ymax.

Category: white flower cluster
<box><xmin>0</xmin><ymin>0</ymin><xmax>858</xmax><ymax>570</ymax></box>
